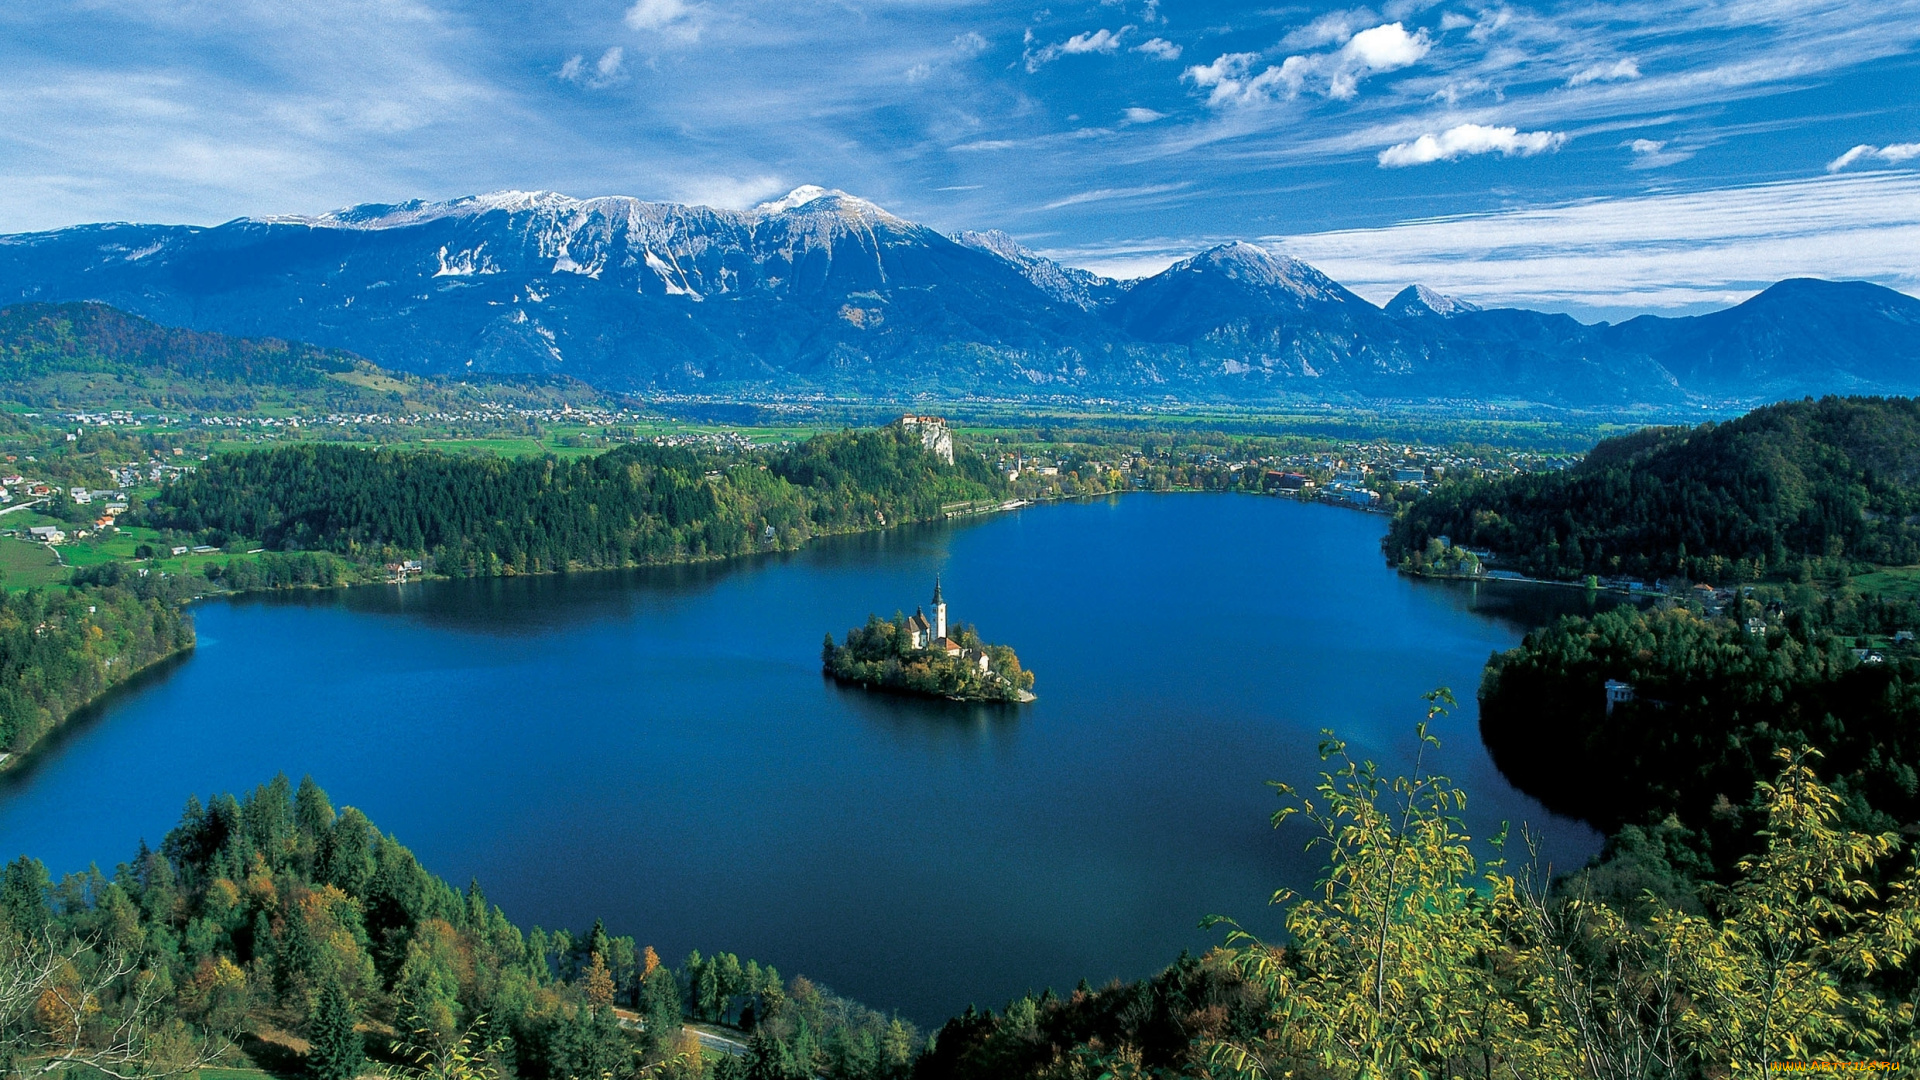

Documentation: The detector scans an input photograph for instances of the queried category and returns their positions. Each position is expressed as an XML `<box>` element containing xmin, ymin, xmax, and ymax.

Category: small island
<box><xmin>824</xmin><ymin>578</ymin><xmax>1036</xmax><ymax>703</ymax></box>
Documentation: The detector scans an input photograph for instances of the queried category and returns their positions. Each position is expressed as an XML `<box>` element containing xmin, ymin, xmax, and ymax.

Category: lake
<box><xmin>0</xmin><ymin>493</ymin><xmax>1611</xmax><ymax>1026</ymax></box>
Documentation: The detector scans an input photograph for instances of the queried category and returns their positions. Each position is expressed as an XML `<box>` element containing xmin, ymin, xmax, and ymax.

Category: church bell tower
<box><xmin>932</xmin><ymin>576</ymin><xmax>947</xmax><ymax>641</ymax></box>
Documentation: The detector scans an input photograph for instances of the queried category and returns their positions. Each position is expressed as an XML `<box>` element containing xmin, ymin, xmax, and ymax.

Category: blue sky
<box><xmin>4</xmin><ymin>0</ymin><xmax>1919</xmax><ymax>317</ymax></box>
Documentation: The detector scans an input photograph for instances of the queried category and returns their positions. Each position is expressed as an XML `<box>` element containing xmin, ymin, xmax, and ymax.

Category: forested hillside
<box><xmin>6</xmin><ymin>742</ymin><xmax>1910</xmax><ymax>1080</ymax></box>
<box><xmin>0</xmin><ymin>775</ymin><xmax>918</xmax><ymax>1080</ymax></box>
<box><xmin>1480</xmin><ymin>594</ymin><xmax>1920</xmax><ymax>851</ymax></box>
<box><xmin>927</xmin><ymin>733</ymin><xmax>1920</xmax><ymax>1076</ymax></box>
<box><xmin>1386</xmin><ymin>396</ymin><xmax>1920</xmax><ymax>583</ymax></box>
<box><xmin>0</xmin><ymin>576</ymin><xmax>194</xmax><ymax>756</ymax></box>
<box><xmin>0</xmin><ymin>302</ymin><xmax>609</xmax><ymax>413</ymax></box>
<box><xmin>137</xmin><ymin>426</ymin><xmax>1002</xmax><ymax>576</ymax></box>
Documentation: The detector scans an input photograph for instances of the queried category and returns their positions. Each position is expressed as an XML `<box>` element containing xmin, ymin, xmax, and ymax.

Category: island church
<box><xmin>904</xmin><ymin>578</ymin><xmax>990</xmax><ymax>671</ymax></box>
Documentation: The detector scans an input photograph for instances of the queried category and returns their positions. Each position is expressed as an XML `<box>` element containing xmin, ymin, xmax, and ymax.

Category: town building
<box><xmin>1604</xmin><ymin>679</ymin><xmax>1635</xmax><ymax>714</ymax></box>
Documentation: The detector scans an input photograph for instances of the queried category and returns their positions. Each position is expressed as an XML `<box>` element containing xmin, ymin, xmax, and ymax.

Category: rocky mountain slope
<box><xmin>2</xmin><ymin>186</ymin><xmax>1916</xmax><ymax>407</ymax></box>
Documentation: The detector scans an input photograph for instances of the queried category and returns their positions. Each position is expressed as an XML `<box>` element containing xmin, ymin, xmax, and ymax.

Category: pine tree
<box><xmin>307</xmin><ymin>981</ymin><xmax>363</xmax><ymax>1080</ymax></box>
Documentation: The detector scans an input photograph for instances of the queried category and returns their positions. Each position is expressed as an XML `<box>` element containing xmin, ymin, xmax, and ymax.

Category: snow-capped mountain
<box><xmin>2</xmin><ymin>187</ymin><xmax>1918</xmax><ymax>406</ymax></box>
<box><xmin>951</xmin><ymin>230</ymin><xmax>1119</xmax><ymax>311</ymax></box>
<box><xmin>1386</xmin><ymin>285</ymin><xmax>1481</xmax><ymax>319</ymax></box>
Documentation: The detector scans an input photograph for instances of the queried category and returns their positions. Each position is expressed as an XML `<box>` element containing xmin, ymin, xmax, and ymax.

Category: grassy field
<box><xmin>2</xmin><ymin>521</ymin><xmax>264</xmax><ymax>592</ymax></box>
<box><xmin>0</xmin><ymin>536</ymin><xmax>66</xmax><ymax>588</ymax></box>
<box><xmin>1853</xmin><ymin>565</ymin><xmax>1920</xmax><ymax>603</ymax></box>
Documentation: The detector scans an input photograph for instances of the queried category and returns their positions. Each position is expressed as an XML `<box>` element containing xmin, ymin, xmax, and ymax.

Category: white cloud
<box><xmin>1063</xmin><ymin>28</ymin><xmax>1126</xmax><ymax>54</ymax></box>
<box><xmin>625</xmin><ymin>0</ymin><xmax>700</xmax><ymax>40</ymax></box>
<box><xmin>1056</xmin><ymin>251</ymin><xmax>1188</xmax><ymax>279</ymax></box>
<box><xmin>1567</xmin><ymin>58</ymin><xmax>1641</xmax><ymax>86</ymax></box>
<box><xmin>1260</xmin><ymin>173</ymin><xmax>1920</xmax><ymax>314</ymax></box>
<box><xmin>1182</xmin><ymin>52</ymin><xmax>1269</xmax><ymax>106</ymax></box>
<box><xmin>952</xmin><ymin>32</ymin><xmax>989</xmax><ymax>56</ymax></box>
<box><xmin>1188</xmin><ymin>22</ymin><xmax>1428</xmax><ymax>106</ymax></box>
<box><xmin>1133</xmin><ymin>37</ymin><xmax>1182</xmax><ymax>60</ymax></box>
<box><xmin>1344</xmin><ymin>22</ymin><xmax>1428</xmax><ymax>70</ymax></box>
<box><xmin>1122</xmin><ymin>106</ymin><xmax>1165</xmax><ymax>123</ymax></box>
<box><xmin>1827</xmin><ymin>142</ymin><xmax>1920</xmax><ymax>173</ymax></box>
<box><xmin>670</xmin><ymin>174</ymin><xmax>787</xmax><ymax>210</ymax></box>
<box><xmin>1378</xmin><ymin>123</ymin><xmax>1566</xmax><ymax>166</ymax></box>
<box><xmin>1025</xmin><ymin>26</ymin><xmax>1130</xmax><ymax>71</ymax></box>
<box><xmin>1627</xmin><ymin>137</ymin><xmax>1693</xmax><ymax>169</ymax></box>
<box><xmin>905</xmin><ymin>63</ymin><xmax>932</xmax><ymax>82</ymax></box>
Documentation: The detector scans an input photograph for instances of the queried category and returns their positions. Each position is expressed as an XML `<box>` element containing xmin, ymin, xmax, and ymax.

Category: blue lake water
<box><xmin>0</xmin><ymin>493</ymin><xmax>1609</xmax><ymax>1025</ymax></box>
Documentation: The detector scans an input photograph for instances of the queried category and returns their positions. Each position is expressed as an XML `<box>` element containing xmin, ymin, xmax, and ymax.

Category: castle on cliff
<box><xmin>899</xmin><ymin>415</ymin><xmax>954</xmax><ymax>465</ymax></box>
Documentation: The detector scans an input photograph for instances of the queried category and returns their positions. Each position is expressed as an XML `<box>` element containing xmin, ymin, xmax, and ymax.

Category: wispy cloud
<box><xmin>1261</xmin><ymin>173</ymin><xmax>1920</xmax><ymax>314</ymax></box>
<box><xmin>1567</xmin><ymin>58</ymin><xmax>1641</xmax><ymax>87</ymax></box>
<box><xmin>1133</xmin><ymin>37</ymin><xmax>1181</xmax><ymax>60</ymax></box>
<box><xmin>557</xmin><ymin>47</ymin><xmax>627</xmax><ymax>90</ymax></box>
<box><xmin>948</xmin><ymin>139</ymin><xmax>1018</xmax><ymax>153</ymax></box>
<box><xmin>1122</xmin><ymin>107</ymin><xmax>1166</xmax><ymax>124</ymax></box>
<box><xmin>625</xmin><ymin>0</ymin><xmax>702</xmax><ymax>42</ymax></box>
<box><xmin>1279</xmin><ymin>9</ymin><xmax>1374</xmax><ymax>51</ymax></box>
<box><xmin>1041</xmin><ymin>182</ymin><xmax>1185</xmax><ymax>210</ymax></box>
<box><xmin>1627</xmin><ymin>137</ymin><xmax>1694</xmax><ymax>169</ymax></box>
<box><xmin>1378</xmin><ymin>124</ymin><xmax>1566</xmax><ymax>167</ymax></box>
<box><xmin>1827</xmin><ymin>142</ymin><xmax>1920</xmax><ymax>173</ymax></box>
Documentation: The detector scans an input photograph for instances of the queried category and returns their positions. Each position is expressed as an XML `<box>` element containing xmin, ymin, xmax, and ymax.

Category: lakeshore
<box><xmin>0</xmin><ymin>492</ymin><xmax>1605</xmax><ymax>1026</ymax></box>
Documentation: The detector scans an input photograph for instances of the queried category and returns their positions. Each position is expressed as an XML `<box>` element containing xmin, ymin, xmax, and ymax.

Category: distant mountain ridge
<box><xmin>0</xmin><ymin>301</ymin><xmax>607</xmax><ymax>413</ymax></box>
<box><xmin>2</xmin><ymin>186</ymin><xmax>1917</xmax><ymax>407</ymax></box>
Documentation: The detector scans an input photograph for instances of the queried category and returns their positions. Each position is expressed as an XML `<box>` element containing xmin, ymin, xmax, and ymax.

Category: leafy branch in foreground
<box><xmin>0</xmin><ymin>921</ymin><xmax>230</xmax><ymax>1080</ymax></box>
<box><xmin>390</xmin><ymin>1013</ymin><xmax>513</xmax><ymax>1080</ymax></box>
<box><xmin>1197</xmin><ymin>693</ymin><xmax>1919</xmax><ymax>1079</ymax></box>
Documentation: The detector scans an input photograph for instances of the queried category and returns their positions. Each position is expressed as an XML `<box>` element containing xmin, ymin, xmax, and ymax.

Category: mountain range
<box><xmin>2</xmin><ymin>185</ymin><xmax>1917</xmax><ymax>408</ymax></box>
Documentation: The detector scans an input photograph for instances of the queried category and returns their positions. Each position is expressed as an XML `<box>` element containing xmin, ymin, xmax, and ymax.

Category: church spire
<box><xmin>932</xmin><ymin>575</ymin><xmax>947</xmax><ymax>641</ymax></box>
<box><xmin>931</xmin><ymin>574</ymin><xmax>944</xmax><ymax>606</ymax></box>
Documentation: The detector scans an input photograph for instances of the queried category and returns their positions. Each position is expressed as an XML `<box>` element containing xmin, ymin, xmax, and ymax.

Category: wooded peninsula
<box><xmin>0</xmin><ymin>421</ymin><xmax>1002</xmax><ymax>760</ymax></box>
<box><xmin>137</xmin><ymin>424</ymin><xmax>1004</xmax><ymax>577</ymax></box>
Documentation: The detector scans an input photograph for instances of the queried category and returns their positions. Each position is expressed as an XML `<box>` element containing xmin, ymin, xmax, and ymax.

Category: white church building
<box><xmin>903</xmin><ymin>577</ymin><xmax>990</xmax><ymax>671</ymax></box>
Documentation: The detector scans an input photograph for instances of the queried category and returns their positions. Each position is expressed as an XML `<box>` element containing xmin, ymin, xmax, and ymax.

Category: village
<box><xmin>989</xmin><ymin>437</ymin><xmax>1580</xmax><ymax>513</ymax></box>
<box><xmin>0</xmin><ymin>449</ymin><xmax>200</xmax><ymax>547</ymax></box>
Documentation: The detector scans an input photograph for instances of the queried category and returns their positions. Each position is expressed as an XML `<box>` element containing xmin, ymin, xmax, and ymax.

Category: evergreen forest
<box><xmin>138</xmin><ymin>427</ymin><xmax>1002</xmax><ymax>576</ymax></box>
<box><xmin>1386</xmin><ymin>396</ymin><xmax>1920</xmax><ymax>583</ymax></box>
<box><xmin>0</xmin><ymin>776</ymin><xmax>922</xmax><ymax>1080</ymax></box>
